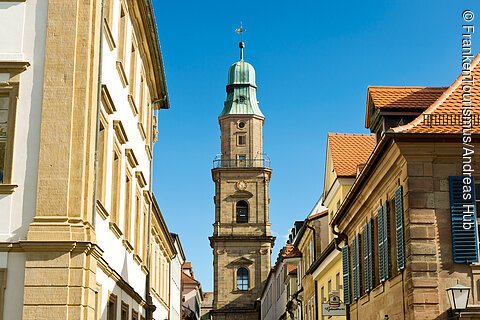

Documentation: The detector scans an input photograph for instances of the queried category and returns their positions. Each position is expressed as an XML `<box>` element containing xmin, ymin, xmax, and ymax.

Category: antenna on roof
<box><xmin>235</xmin><ymin>22</ymin><xmax>246</xmax><ymax>60</ymax></box>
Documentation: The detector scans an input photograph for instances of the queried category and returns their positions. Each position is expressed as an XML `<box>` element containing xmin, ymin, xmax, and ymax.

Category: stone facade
<box><xmin>210</xmin><ymin>50</ymin><xmax>274</xmax><ymax>319</ymax></box>
<box><xmin>0</xmin><ymin>0</ymin><xmax>176</xmax><ymax>319</ymax></box>
<box><xmin>334</xmin><ymin>139</ymin><xmax>480</xmax><ymax>320</ymax></box>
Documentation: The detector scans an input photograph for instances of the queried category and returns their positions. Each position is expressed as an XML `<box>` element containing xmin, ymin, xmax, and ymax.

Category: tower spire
<box><xmin>239</xmin><ymin>41</ymin><xmax>244</xmax><ymax>61</ymax></box>
<box><xmin>235</xmin><ymin>22</ymin><xmax>246</xmax><ymax>61</ymax></box>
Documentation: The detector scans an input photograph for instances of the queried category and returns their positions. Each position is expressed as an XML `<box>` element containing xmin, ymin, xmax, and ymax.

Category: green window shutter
<box><xmin>352</xmin><ymin>236</ymin><xmax>358</xmax><ymax>300</ymax></box>
<box><xmin>355</xmin><ymin>234</ymin><xmax>361</xmax><ymax>299</ymax></box>
<box><xmin>363</xmin><ymin>224</ymin><xmax>369</xmax><ymax>292</ymax></box>
<box><xmin>377</xmin><ymin>205</ymin><xmax>385</xmax><ymax>281</ymax></box>
<box><xmin>395</xmin><ymin>186</ymin><xmax>405</xmax><ymax>270</ymax></box>
<box><xmin>342</xmin><ymin>245</ymin><xmax>351</xmax><ymax>305</ymax></box>
<box><xmin>367</xmin><ymin>219</ymin><xmax>373</xmax><ymax>291</ymax></box>
<box><xmin>382</xmin><ymin>202</ymin><xmax>390</xmax><ymax>280</ymax></box>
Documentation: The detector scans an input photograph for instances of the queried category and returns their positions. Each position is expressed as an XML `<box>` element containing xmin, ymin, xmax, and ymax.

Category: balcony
<box><xmin>212</xmin><ymin>154</ymin><xmax>271</xmax><ymax>169</ymax></box>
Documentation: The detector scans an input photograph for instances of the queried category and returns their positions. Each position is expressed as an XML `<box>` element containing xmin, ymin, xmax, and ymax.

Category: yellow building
<box><xmin>0</xmin><ymin>0</ymin><xmax>179</xmax><ymax>319</ymax></box>
<box><xmin>311</xmin><ymin>133</ymin><xmax>375</xmax><ymax>319</ymax></box>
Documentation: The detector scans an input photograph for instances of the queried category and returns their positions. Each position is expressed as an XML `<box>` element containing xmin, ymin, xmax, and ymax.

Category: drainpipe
<box><xmin>314</xmin><ymin>280</ymin><xmax>319</xmax><ymax>320</ymax></box>
<box><xmin>306</xmin><ymin>224</ymin><xmax>316</xmax><ymax>260</ymax></box>
<box><xmin>92</xmin><ymin>0</ymin><xmax>105</xmax><ymax>230</ymax></box>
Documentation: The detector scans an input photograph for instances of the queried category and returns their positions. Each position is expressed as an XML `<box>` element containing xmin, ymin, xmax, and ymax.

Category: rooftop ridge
<box><xmin>391</xmin><ymin>52</ymin><xmax>480</xmax><ymax>133</ymax></box>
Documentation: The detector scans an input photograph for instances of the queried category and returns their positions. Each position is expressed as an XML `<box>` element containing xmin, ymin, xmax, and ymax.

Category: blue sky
<box><xmin>152</xmin><ymin>0</ymin><xmax>480</xmax><ymax>291</ymax></box>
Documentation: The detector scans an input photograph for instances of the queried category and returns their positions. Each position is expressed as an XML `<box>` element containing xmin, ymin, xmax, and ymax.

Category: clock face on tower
<box><xmin>236</xmin><ymin>180</ymin><xmax>247</xmax><ymax>190</ymax></box>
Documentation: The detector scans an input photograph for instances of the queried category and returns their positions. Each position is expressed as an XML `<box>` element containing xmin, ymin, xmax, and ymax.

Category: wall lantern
<box><xmin>446</xmin><ymin>282</ymin><xmax>470</xmax><ymax>312</ymax></box>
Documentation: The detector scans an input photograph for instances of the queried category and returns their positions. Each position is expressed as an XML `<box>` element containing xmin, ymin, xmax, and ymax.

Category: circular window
<box><xmin>239</xmin><ymin>96</ymin><xmax>246</xmax><ymax>103</ymax></box>
<box><xmin>238</xmin><ymin>121</ymin><xmax>246</xmax><ymax>129</ymax></box>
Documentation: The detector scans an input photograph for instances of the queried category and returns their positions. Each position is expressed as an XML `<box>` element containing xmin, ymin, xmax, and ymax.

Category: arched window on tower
<box><xmin>237</xmin><ymin>267</ymin><xmax>249</xmax><ymax>291</ymax></box>
<box><xmin>236</xmin><ymin>201</ymin><xmax>248</xmax><ymax>223</ymax></box>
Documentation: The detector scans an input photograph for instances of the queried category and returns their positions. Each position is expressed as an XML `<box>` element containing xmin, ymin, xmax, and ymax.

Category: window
<box><xmin>129</xmin><ymin>41</ymin><xmax>137</xmax><ymax>100</ymax></box>
<box><xmin>336</xmin><ymin>272</ymin><xmax>340</xmax><ymax>290</ymax></box>
<box><xmin>0</xmin><ymin>86</ymin><xmax>18</xmax><ymax>185</ymax></box>
<box><xmin>132</xmin><ymin>310</ymin><xmax>139</xmax><ymax>320</ymax></box>
<box><xmin>117</xmin><ymin>5</ymin><xmax>127</xmax><ymax>66</ymax></box>
<box><xmin>378</xmin><ymin>202</ymin><xmax>390</xmax><ymax>282</ymax></box>
<box><xmin>373</xmin><ymin>216</ymin><xmax>380</xmax><ymax>287</ymax></box>
<box><xmin>107</xmin><ymin>293</ymin><xmax>117</xmax><ymax>320</ymax></box>
<box><xmin>104</xmin><ymin>0</ymin><xmax>113</xmax><ymax>28</ymax></box>
<box><xmin>134</xmin><ymin>191</ymin><xmax>142</xmax><ymax>255</ymax></box>
<box><xmin>121</xmin><ymin>302</ymin><xmax>129</xmax><ymax>320</ymax></box>
<box><xmin>389</xmin><ymin>198</ymin><xmax>398</xmax><ymax>275</ymax></box>
<box><xmin>124</xmin><ymin>171</ymin><xmax>132</xmax><ymax>242</ymax></box>
<box><xmin>236</xmin><ymin>200</ymin><xmax>248</xmax><ymax>223</ymax></box>
<box><xmin>341</xmin><ymin>245</ymin><xmax>351</xmax><ymax>305</ymax></box>
<box><xmin>0</xmin><ymin>94</ymin><xmax>9</xmax><ymax>184</ymax></box>
<box><xmin>238</xmin><ymin>135</ymin><xmax>246</xmax><ymax>146</ymax></box>
<box><xmin>96</xmin><ymin>119</ymin><xmax>108</xmax><ymax>202</ymax></box>
<box><xmin>237</xmin><ymin>268</ymin><xmax>249</xmax><ymax>291</ymax></box>
<box><xmin>111</xmin><ymin>147</ymin><xmax>121</xmax><ymax>226</ymax></box>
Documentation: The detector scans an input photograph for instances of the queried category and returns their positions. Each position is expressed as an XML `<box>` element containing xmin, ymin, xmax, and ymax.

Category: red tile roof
<box><xmin>282</xmin><ymin>244</ymin><xmax>302</xmax><ymax>259</ymax></box>
<box><xmin>328</xmin><ymin>133</ymin><xmax>376</xmax><ymax>177</ymax></box>
<box><xmin>307</xmin><ymin>210</ymin><xmax>328</xmax><ymax>221</ymax></box>
<box><xmin>182</xmin><ymin>271</ymin><xmax>200</xmax><ymax>286</ymax></box>
<box><xmin>393</xmin><ymin>53</ymin><xmax>480</xmax><ymax>134</ymax></box>
<box><xmin>368</xmin><ymin>86</ymin><xmax>447</xmax><ymax>110</ymax></box>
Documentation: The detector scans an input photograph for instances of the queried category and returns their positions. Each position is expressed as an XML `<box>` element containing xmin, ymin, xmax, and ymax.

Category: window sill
<box><xmin>96</xmin><ymin>200</ymin><xmax>109</xmax><ymax>220</ymax></box>
<box><xmin>232</xmin><ymin>289</ymin><xmax>250</xmax><ymax>294</ymax></box>
<box><xmin>109</xmin><ymin>222</ymin><xmax>123</xmax><ymax>239</ymax></box>
<box><xmin>372</xmin><ymin>283</ymin><xmax>385</xmax><ymax>298</ymax></box>
<box><xmin>133</xmin><ymin>253</ymin><xmax>142</xmax><ymax>266</ymax></box>
<box><xmin>116</xmin><ymin>61</ymin><xmax>128</xmax><ymax>87</ymax></box>
<box><xmin>137</xmin><ymin>122</ymin><xmax>146</xmax><ymax>141</ymax></box>
<box><xmin>122</xmin><ymin>239</ymin><xmax>134</xmax><ymax>253</ymax></box>
<box><xmin>0</xmin><ymin>184</ymin><xmax>18</xmax><ymax>194</ymax></box>
<box><xmin>128</xmin><ymin>94</ymin><xmax>138</xmax><ymax>115</ymax></box>
<box><xmin>103</xmin><ymin>20</ymin><xmax>116</xmax><ymax>51</ymax></box>
<box><xmin>359</xmin><ymin>293</ymin><xmax>370</xmax><ymax>305</ymax></box>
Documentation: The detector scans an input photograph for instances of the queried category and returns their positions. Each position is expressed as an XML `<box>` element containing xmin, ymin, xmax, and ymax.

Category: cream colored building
<box><xmin>310</xmin><ymin>133</ymin><xmax>375</xmax><ymax>319</ymax></box>
<box><xmin>332</xmin><ymin>55</ymin><xmax>480</xmax><ymax>319</ymax></box>
<box><xmin>0</xmin><ymin>0</ymin><xmax>177</xmax><ymax>319</ymax></box>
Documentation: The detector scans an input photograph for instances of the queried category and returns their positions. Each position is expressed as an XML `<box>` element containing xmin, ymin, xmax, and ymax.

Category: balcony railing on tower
<box><xmin>212</xmin><ymin>154</ymin><xmax>271</xmax><ymax>168</ymax></box>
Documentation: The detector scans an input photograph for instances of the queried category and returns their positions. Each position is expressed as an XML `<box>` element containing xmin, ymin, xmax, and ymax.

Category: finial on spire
<box><xmin>239</xmin><ymin>41</ymin><xmax>245</xmax><ymax>61</ymax></box>
<box><xmin>235</xmin><ymin>22</ymin><xmax>246</xmax><ymax>61</ymax></box>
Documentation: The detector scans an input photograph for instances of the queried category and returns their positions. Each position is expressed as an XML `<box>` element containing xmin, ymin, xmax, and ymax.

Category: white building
<box><xmin>0</xmin><ymin>0</ymin><xmax>177</xmax><ymax>319</ymax></box>
<box><xmin>170</xmin><ymin>233</ymin><xmax>186</xmax><ymax>320</ymax></box>
<box><xmin>182</xmin><ymin>262</ymin><xmax>203</xmax><ymax>320</ymax></box>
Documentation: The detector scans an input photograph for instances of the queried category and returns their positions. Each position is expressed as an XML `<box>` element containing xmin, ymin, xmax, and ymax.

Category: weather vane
<box><xmin>235</xmin><ymin>22</ymin><xmax>246</xmax><ymax>60</ymax></box>
<box><xmin>235</xmin><ymin>22</ymin><xmax>246</xmax><ymax>41</ymax></box>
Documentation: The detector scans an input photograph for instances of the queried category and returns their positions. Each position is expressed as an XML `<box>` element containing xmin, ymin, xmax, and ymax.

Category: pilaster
<box><xmin>29</xmin><ymin>0</ymin><xmax>102</xmax><ymax>242</ymax></box>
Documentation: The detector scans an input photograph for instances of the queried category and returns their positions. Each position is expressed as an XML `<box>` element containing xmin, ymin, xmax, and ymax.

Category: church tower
<box><xmin>209</xmin><ymin>41</ymin><xmax>275</xmax><ymax>320</ymax></box>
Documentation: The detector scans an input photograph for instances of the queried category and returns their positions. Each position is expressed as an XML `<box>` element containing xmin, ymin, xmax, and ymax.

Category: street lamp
<box><xmin>446</xmin><ymin>282</ymin><xmax>471</xmax><ymax>319</ymax></box>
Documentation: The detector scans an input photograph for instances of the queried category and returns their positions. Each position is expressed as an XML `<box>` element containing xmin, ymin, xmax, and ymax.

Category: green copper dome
<box><xmin>227</xmin><ymin>61</ymin><xmax>256</xmax><ymax>86</ymax></box>
<box><xmin>220</xmin><ymin>42</ymin><xmax>264</xmax><ymax>117</ymax></box>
